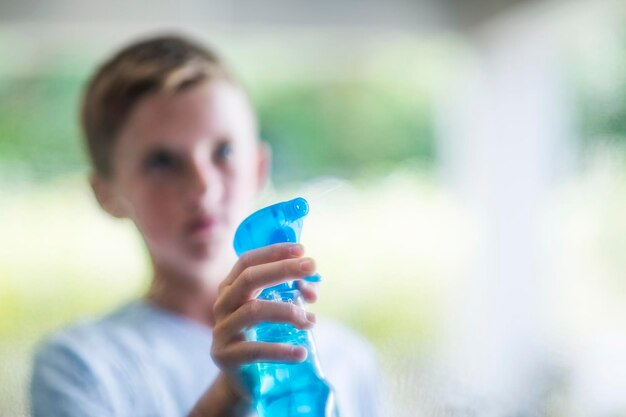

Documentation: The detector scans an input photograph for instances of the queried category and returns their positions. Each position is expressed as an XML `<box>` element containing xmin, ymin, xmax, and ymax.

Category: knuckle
<box><xmin>287</xmin><ymin>303</ymin><xmax>304</xmax><ymax>322</ymax></box>
<box><xmin>212</xmin><ymin>321</ymin><xmax>226</xmax><ymax>337</ymax></box>
<box><xmin>281</xmin><ymin>260</ymin><xmax>292</xmax><ymax>277</ymax></box>
<box><xmin>212</xmin><ymin>298</ymin><xmax>225</xmax><ymax>317</ymax></box>
<box><xmin>246</xmin><ymin>299</ymin><xmax>262</xmax><ymax>318</ymax></box>
<box><xmin>210</xmin><ymin>346</ymin><xmax>223</xmax><ymax>364</ymax></box>
<box><xmin>247</xmin><ymin>344</ymin><xmax>262</xmax><ymax>361</ymax></box>
<box><xmin>212</xmin><ymin>304</ymin><xmax>221</xmax><ymax>319</ymax></box>
<box><xmin>239</xmin><ymin>251</ymin><xmax>253</xmax><ymax>268</ymax></box>
<box><xmin>217</xmin><ymin>278</ymin><xmax>229</xmax><ymax>293</ymax></box>
<box><xmin>286</xmin><ymin>302</ymin><xmax>297</xmax><ymax>316</ymax></box>
<box><xmin>215</xmin><ymin>353</ymin><xmax>234</xmax><ymax>368</ymax></box>
<box><xmin>240</xmin><ymin>267</ymin><xmax>255</xmax><ymax>288</ymax></box>
<box><xmin>271</xmin><ymin>243</ymin><xmax>283</xmax><ymax>259</ymax></box>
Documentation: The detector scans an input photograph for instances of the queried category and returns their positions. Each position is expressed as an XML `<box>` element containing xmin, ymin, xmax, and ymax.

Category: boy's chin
<box><xmin>185</xmin><ymin>240</ymin><xmax>223</xmax><ymax>261</ymax></box>
<box><xmin>167</xmin><ymin>250</ymin><xmax>221</xmax><ymax>282</ymax></box>
<box><xmin>183</xmin><ymin>237</ymin><xmax>236</xmax><ymax>267</ymax></box>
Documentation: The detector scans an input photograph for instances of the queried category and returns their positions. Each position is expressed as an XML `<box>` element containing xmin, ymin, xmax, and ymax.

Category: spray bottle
<box><xmin>233</xmin><ymin>197</ymin><xmax>339</xmax><ymax>417</ymax></box>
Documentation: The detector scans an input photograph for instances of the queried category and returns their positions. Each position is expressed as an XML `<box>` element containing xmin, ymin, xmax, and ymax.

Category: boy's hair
<box><xmin>81</xmin><ymin>34</ymin><xmax>235</xmax><ymax>178</ymax></box>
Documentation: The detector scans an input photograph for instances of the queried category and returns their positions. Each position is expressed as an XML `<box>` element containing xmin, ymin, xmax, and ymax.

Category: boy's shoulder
<box><xmin>33</xmin><ymin>299</ymin><xmax>213</xmax><ymax>369</ymax></box>
<box><xmin>30</xmin><ymin>300</ymin><xmax>217</xmax><ymax>415</ymax></box>
<box><xmin>38</xmin><ymin>301</ymin><xmax>135</xmax><ymax>341</ymax></box>
<box><xmin>33</xmin><ymin>302</ymin><xmax>136</xmax><ymax>366</ymax></box>
<box><xmin>30</xmin><ymin>303</ymin><xmax>141</xmax><ymax>407</ymax></box>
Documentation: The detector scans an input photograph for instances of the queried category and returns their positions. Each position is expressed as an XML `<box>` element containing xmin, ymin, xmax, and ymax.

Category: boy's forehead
<box><xmin>124</xmin><ymin>80</ymin><xmax>257</xmax><ymax>144</ymax></box>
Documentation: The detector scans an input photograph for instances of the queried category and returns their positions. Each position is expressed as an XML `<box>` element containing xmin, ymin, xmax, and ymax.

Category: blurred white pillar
<box><xmin>437</xmin><ymin>2</ymin><xmax>573</xmax><ymax>411</ymax></box>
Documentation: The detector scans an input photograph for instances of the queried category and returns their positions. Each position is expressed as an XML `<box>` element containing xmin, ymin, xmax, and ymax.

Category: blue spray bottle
<box><xmin>233</xmin><ymin>197</ymin><xmax>339</xmax><ymax>417</ymax></box>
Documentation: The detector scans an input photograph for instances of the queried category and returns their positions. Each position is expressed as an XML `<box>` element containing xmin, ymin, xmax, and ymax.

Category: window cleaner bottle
<box><xmin>233</xmin><ymin>197</ymin><xmax>339</xmax><ymax>417</ymax></box>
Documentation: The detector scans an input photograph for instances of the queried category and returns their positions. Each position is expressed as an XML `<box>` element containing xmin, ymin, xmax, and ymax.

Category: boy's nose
<box><xmin>185</xmin><ymin>161</ymin><xmax>223</xmax><ymax>209</ymax></box>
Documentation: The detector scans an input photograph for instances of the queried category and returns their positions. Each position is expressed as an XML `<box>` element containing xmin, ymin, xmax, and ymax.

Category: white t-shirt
<box><xmin>30</xmin><ymin>300</ymin><xmax>383</xmax><ymax>417</ymax></box>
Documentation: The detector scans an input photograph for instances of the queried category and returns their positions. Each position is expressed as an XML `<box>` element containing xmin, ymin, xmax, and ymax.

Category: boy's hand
<box><xmin>210</xmin><ymin>242</ymin><xmax>319</xmax><ymax>401</ymax></box>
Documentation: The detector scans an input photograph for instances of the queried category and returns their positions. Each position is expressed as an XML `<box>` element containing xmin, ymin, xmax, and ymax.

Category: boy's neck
<box><xmin>144</xmin><ymin>261</ymin><xmax>229</xmax><ymax>329</ymax></box>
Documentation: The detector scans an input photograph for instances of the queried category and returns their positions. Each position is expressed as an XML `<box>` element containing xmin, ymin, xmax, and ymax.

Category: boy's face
<box><xmin>92</xmin><ymin>80</ymin><xmax>268</xmax><ymax>278</ymax></box>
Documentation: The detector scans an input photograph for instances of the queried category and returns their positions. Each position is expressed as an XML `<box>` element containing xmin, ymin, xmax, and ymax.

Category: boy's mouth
<box><xmin>185</xmin><ymin>215</ymin><xmax>220</xmax><ymax>237</ymax></box>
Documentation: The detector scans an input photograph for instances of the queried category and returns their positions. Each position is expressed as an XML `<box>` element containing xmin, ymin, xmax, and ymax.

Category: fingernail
<box><xmin>306</xmin><ymin>311</ymin><xmax>316</xmax><ymax>324</ymax></box>
<box><xmin>299</xmin><ymin>259</ymin><xmax>314</xmax><ymax>273</ymax></box>
<box><xmin>291</xmin><ymin>346</ymin><xmax>307</xmax><ymax>360</ymax></box>
<box><xmin>289</xmin><ymin>244</ymin><xmax>304</xmax><ymax>256</ymax></box>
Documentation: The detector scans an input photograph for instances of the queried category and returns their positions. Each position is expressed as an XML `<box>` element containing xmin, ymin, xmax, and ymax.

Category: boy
<box><xmin>30</xmin><ymin>34</ymin><xmax>381</xmax><ymax>417</ymax></box>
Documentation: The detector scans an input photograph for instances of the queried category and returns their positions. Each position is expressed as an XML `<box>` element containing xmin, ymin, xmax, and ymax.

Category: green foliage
<box><xmin>256</xmin><ymin>81</ymin><xmax>436</xmax><ymax>182</ymax></box>
<box><xmin>0</xmin><ymin>75</ymin><xmax>86</xmax><ymax>180</ymax></box>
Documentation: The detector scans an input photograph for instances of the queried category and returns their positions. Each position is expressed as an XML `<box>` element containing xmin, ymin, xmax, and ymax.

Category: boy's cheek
<box><xmin>133</xmin><ymin>213</ymin><xmax>171</xmax><ymax>244</ymax></box>
<box><xmin>128</xmin><ymin>196</ymin><xmax>180</xmax><ymax>240</ymax></box>
<box><xmin>134</xmin><ymin>218</ymin><xmax>189</xmax><ymax>265</ymax></box>
<box><xmin>127</xmin><ymin>181</ymin><xmax>179</xmax><ymax>212</ymax></box>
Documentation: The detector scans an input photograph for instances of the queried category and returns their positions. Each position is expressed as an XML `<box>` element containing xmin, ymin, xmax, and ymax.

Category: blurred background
<box><xmin>2</xmin><ymin>0</ymin><xmax>626</xmax><ymax>415</ymax></box>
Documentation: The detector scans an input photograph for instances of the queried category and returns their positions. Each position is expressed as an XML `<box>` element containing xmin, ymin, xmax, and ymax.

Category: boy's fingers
<box><xmin>221</xmin><ymin>243</ymin><xmax>304</xmax><ymax>288</ymax></box>
<box><xmin>296</xmin><ymin>280</ymin><xmax>319</xmax><ymax>304</ymax></box>
<box><xmin>214</xmin><ymin>299</ymin><xmax>316</xmax><ymax>343</ymax></box>
<box><xmin>215</xmin><ymin>257</ymin><xmax>316</xmax><ymax>318</ymax></box>
<box><xmin>212</xmin><ymin>341</ymin><xmax>307</xmax><ymax>367</ymax></box>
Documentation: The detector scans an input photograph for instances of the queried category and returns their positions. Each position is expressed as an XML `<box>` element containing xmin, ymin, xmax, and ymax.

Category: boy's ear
<box><xmin>90</xmin><ymin>173</ymin><xmax>131</xmax><ymax>219</ymax></box>
<box><xmin>256</xmin><ymin>141</ymin><xmax>272</xmax><ymax>193</ymax></box>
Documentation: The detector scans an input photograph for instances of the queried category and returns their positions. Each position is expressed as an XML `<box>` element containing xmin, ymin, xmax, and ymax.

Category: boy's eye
<box><xmin>215</xmin><ymin>141</ymin><xmax>233</xmax><ymax>162</ymax></box>
<box><xmin>144</xmin><ymin>150</ymin><xmax>177</xmax><ymax>172</ymax></box>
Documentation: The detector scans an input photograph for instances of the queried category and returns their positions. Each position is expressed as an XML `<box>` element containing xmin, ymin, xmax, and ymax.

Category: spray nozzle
<box><xmin>285</xmin><ymin>197</ymin><xmax>309</xmax><ymax>221</ymax></box>
<box><xmin>233</xmin><ymin>197</ymin><xmax>309</xmax><ymax>256</ymax></box>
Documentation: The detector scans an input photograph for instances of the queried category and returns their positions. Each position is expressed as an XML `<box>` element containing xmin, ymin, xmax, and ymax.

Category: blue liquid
<box><xmin>234</xmin><ymin>198</ymin><xmax>338</xmax><ymax>417</ymax></box>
